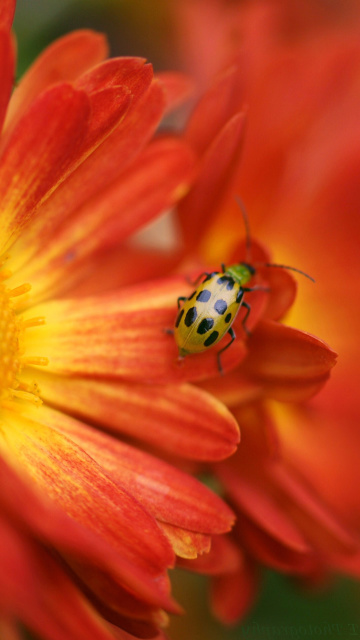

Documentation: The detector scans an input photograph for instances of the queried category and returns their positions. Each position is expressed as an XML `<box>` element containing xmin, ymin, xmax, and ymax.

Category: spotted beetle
<box><xmin>174</xmin><ymin>262</ymin><xmax>257</xmax><ymax>373</ymax></box>
<box><xmin>173</xmin><ymin>200</ymin><xmax>314</xmax><ymax>374</ymax></box>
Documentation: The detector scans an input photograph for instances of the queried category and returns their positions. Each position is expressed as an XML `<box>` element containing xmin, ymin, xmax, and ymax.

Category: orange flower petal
<box><xmin>4</xmin><ymin>30</ymin><xmax>108</xmax><ymax>135</ymax></box>
<box><xmin>156</xmin><ymin>71</ymin><xmax>194</xmax><ymax>112</ymax></box>
<box><xmin>0</xmin><ymin>83</ymin><xmax>130</xmax><ymax>254</ymax></box>
<box><xmin>270</xmin><ymin>464</ymin><xmax>357</xmax><ymax>556</ymax></box>
<box><xmin>0</xmin><ymin>411</ymin><xmax>175</xmax><ymax>598</ymax></box>
<box><xmin>0</xmin><ymin>31</ymin><xmax>14</xmax><ymax>132</ymax></box>
<box><xmin>0</xmin><ymin>459</ymin><xmax>177</xmax><ymax>614</ymax></box>
<box><xmin>185</xmin><ymin>64</ymin><xmax>243</xmax><ymax>156</ymax></box>
<box><xmin>178</xmin><ymin>534</ymin><xmax>243</xmax><ymax>575</ymax></box>
<box><xmin>23</xmin><ymin>278</ymin><xmax>247</xmax><ymax>383</ymax></box>
<box><xmin>243</xmin><ymin>319</ymin><xmax>337</xmax><ymax>401</ymax></box>
<box><xmin>158</xmin><ymin>522</ymin><xmax>211</xmax><ymax>559</ymax></box>
<box><xmin>26</xmin><ymin>371</ymin><xmax>239</xmax><ymax>461</ymax></box>
<box><xmin>235</xmin><ymin>514</ymin><xmax>317</xmax><ymax>574</ymax></box>
<box><xmin>0</xmin><ymin>84</ymin><xmax>89</xmax><ymax>252</ymax></box>
<box><xmin>210</xmin><ymin>557</ymin><xmax>259</xmax><ymax>625</ymax></box>
<box><xmin>0</xmin><ymin>0</ymin><xmax>15</xmax><ymax>29</ymax></box>
<box><xmin>178</xmin><ymin>111</ymin><xmax>246</xmax><ymax>251</ymax></box>
<box><xmin>11</xmin><ymin>72</ymin><xmax>164</xmax><ymax>277</ymax></box>
<box><xmin>0</xmin><ymin>515</ymin><xmax>130</xmax><ymax>640</ymax></box>
<box><xmin>217</xmin><ymin>469</ymin><xmax>310</xmax><ymax>554</ymax></box>
<box><xmin>19</xmin><ymin>138</ymin><xmax>194</xmax><ymax>303</ymax></box>
<box><xmin>25</xmin><ymin>405</ymin><xmax>235</xmax><ymax>537</ymax></box>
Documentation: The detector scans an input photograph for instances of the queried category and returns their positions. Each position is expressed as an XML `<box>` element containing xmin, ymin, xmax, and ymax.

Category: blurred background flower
<box><xmin>10</xmin><ymin>0</ymin><xmax>360</xmax><ymax>639</ymax></box>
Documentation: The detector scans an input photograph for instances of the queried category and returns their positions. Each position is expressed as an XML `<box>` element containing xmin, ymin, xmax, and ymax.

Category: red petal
<box><xmin>178</xmin><ymin>534</ymin><xmax>243</xmax><ymax>575</ymax></box>
<box><xmin>1</xmin><ymin>412</ymin><xmax>175</xmax><ymax>597</ymax></box>
<box><xmin>270</xmin><ymin>464</ymin><xmax>357</xmax><ymax>556</ymax></box>
<box><xmin>236</xmin><ymin>514</ymin><xmax>317</xmax><ymax>574</ymax></box>
<box><xmin>243</xmin><ymin>319</ymin><xmax>338</xmax><ymax>401</ymax></box>
<box><xmin>218</xmin><ymin>468</ymin><xmax>310</xmax><ymax>554</ymax></box>
<box><xmin>0</xmin><ymin>84</ymin><xmax>90</xmax><ymax>252</ymax></box>
<box><xmin>158</xmin><ymin>522</ymin><xmax>211</xmax><ymax>559</ymax></box>
<box><xmin>24</xmin><ymin>278</ymin><xmax>247</xmax><ymax>383</ymax></box>
<box><xmin>0</xmin><ymin>516</ymin><xmax>130</xmax><ymax>640</ymax></box>
<box><xmin>178</xmin><ymin>111</ymin><xmax>246</xmax><ymax>250</ymax></box>
<box><xmin>0</xmin><ymin>458</ymin><xmax>176</xmax><ymax>612</ymax></box>
<box><xmin>11</xmin><ymin>72</ymin><xmax>164</xmax><ymax>276</ymax></box>
<box><xmin>156</xmin><ymin>71</ymin><xmax>194</xmax><ymax>112</ymax></box>
<box><xmin>5</xmin><ymin>30</ymin><xmax>108</xmax><ymax>135</ymax></box>
<box><xmin>0</xmin><ymin>31</ymin><xmax>14</xmax><ymax>133</ymax></box>
<box><xmin>27</xmin><ymin>371</ymin><xmax>240</xmax><ymax>461</ymax></box>
<box><xmin>19</xmin><ymin>138</ymin><xmax>194</xmax><ymax>303</ymax></box>
<box><xmin>185</xmin><ymin>64</ymin><xmax>244</xmax><ymax>156</ymax></box>
<box><xmin>210</xmin><ymin>557</ymin><xmax>259</xmax><ymax>625</ymax></box>
<box><xmin>28</xmin><ymin>405</ymin><xmax>235</xmax><ymax>536</ymax></box>
<box><xmin>0</xmin><ymin>0</ymin><xmax>15</xmax><ymax>29</ymax></box>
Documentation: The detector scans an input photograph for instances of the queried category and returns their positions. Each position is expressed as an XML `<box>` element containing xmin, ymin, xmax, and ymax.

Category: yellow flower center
<box><xmin>0</xmin><ymin>261</ymin><xmax>48</xmax><ymax>410</ymax></box>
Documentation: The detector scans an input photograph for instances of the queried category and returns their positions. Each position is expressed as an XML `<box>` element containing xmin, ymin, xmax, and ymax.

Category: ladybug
<box><xmin>174</xmin><ymin>262</ymin><xmax>257</xmax><ymax>373</ymax></box>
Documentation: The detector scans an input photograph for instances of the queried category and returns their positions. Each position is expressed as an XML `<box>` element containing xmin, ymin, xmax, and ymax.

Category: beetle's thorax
<box><xmin>225</xmin><ymin>262</ymin><xmax>255</xmax><ymax>286</ymax></box>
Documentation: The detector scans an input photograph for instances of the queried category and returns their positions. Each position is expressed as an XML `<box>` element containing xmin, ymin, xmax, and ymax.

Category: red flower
<box><xmin>0</xmin><ymin>4</ymin><xmax>239</xmax><ymax>638</ymax></box>
<box><xmin>171</xmin><ymin>0</ymin><xmax>360</xmax><ymax>623</ymax></box>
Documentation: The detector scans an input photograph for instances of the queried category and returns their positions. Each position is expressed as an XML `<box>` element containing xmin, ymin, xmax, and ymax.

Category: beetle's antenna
<box><xmin>235</xmin><ymin>196</ymin><xmax>252</xmax><ymax>263</ymax></box>
<box><xmin>256</xmin><ymin>262</ymin><xmax>315</xmax><ymax>282</ymax></box>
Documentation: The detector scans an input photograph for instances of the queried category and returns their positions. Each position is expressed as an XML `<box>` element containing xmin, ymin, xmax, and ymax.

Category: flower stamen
<box><xmin>0</xmin><ymin>268</ymin><xmax>48</xmax><ymax>410</ymax></box>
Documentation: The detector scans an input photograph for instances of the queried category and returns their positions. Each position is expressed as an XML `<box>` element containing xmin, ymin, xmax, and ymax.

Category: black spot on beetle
<box><xmin>225</xmin><ymin>312</ymin><xmax>232</xmax><ymax>323</ymax></box>
<box><xmin>236</xmin><ymin>289</ymin><xmax>244</xmax><ymax>303</ymax></box>
<box><xmin>185</xmin><ymin>307</ymin><xmax>197</xmax><ymax>327</ymax></box>
<box><xmin>197</xmin><ymin>318</ymin><xmax>214</xmax><ymax>334</ymax></box>
<box><xmin>214</xmin><ymin>299</ymin><xmax>227</xmax><ymax>315</ymax></box>
<box><xmin>175</xmin><ymin>308</ymin><xmax>184</xmax><ymax>328</ymax></box>
<box><xmin>204</xmin><ymin>330</ymin><xmax>219</xmax><ymax>347</ymax></box>
<box><xmin>226</xmin><ymin>279</ymin><xmax>235</xmax><ymax>290</ymax></box>
<box><xmin>217</xmin><ymin>275</ymin><xmax>235</xmax><ymax>290</ymax></box>
<box><xmin>197</xmin><ymin>289</ymin><xmax>211</xmax><ymax>303</ymax></box>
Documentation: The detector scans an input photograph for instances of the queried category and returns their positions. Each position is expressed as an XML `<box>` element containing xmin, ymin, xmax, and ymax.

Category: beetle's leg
<box><xmin>163</xmin><ymin>328</ymin><xmax>174</xmax><ymax>335</ymax></box>
<box><xmin>177</xmin><ymin>296</ymin><xmax>187</xmax><ymax>309</ymax></box>
<box><xmin>242</xmin><ymin>285</ymin><xmax>270</xmax><ymax>293</ymax></box>
<box><xmin>216</xmin><ymin>327</ymin><xmax>236</xmax><ymax>375</ymax></box>
<box><xmin>241</xmin><ymin>301</ymin><xmax>252</xmax><ymax>335</ymax></box>
<box><xmin>188</xmin><ymin>271</ymin><xmax>218</xmax><ymax>286</ymax></box>
<box><xmin>221</xmin><ymin>263</ymin><xmax>226</xmax><ymax>273</ymax></box>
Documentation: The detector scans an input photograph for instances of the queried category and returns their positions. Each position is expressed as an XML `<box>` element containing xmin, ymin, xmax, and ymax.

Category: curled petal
<box><xmin>243</xmin><ymin>319</ymin><xmax>337</xmax><ymax>401</ymax></box>
<box><xmin>4</xmin><ymin>30</ymin><xmax>108</xmax><ymax>134</ymax></box>
<box><xmin>26</xmin><ymin>371</ymin><xmax>240</xmax><ymax>461</ymax></box>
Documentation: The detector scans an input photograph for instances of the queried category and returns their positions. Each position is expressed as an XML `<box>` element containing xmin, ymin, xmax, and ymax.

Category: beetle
<box><xmin>172</xmin><ymin>201</ymin><xmax>314</xmax><ymax>374</ymax></box>
<box><xmin>173</xmin><ymin>262</ymin><xmax>257</xmax><ymax>373</ymax></box>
